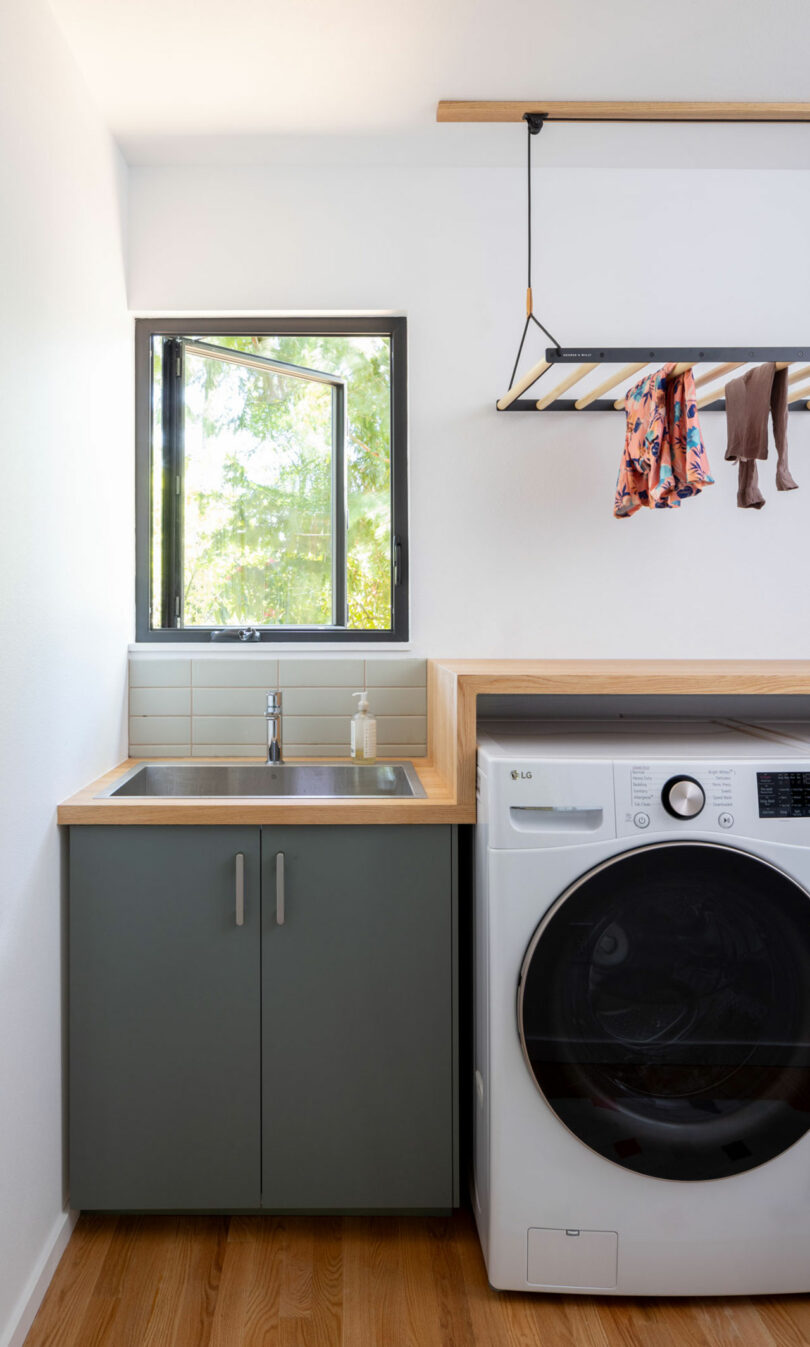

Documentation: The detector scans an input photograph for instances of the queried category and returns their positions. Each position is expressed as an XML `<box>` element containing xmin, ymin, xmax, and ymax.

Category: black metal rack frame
<box><xmin>501</xmin><ymin>347</ymin><xmax>810</xmax><ymax>412</ymax></box>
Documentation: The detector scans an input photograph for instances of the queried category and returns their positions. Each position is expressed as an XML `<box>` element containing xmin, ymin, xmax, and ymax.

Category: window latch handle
<box><xmin>210</xmin><ymin>627</ymin><xmax>261</xmax><ymax>642</ymax></box>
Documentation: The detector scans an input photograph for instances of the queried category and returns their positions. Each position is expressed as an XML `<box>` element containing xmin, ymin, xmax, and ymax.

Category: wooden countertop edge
<box><xmin>57</xmin><ymin>756</ymin><xmax>474</xmax><ymax>825</ymax></box>
<box><xmin>425</xmin><ymin>658</ymin><xmax>810</xmax><ymax>812</ymax></box>
<box><xmin>428</xmin><ymin>658</ymin><xmax>810</xmax><ymax>694</ymax></box>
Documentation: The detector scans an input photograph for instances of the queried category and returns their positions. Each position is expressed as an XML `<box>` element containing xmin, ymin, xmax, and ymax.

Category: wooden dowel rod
<box><xmin>699</xmin><ymin>367</ymin><xmax>810</xmax><ymax>409</ymax></box>
<box><xmin>574</xmin><ymin>362</ymin><xmax>647</xmax><ymax>411</ymax></box>
<box><xmin>788</xmin><ymin>383</ymin><xmax>810</xmax><ymax>405</ymax></box>
<box><xmin>694</xmin><ymin>362</ymin><xmax>744</xmax><ymax>388</ymax></box>
<box><xmin>496</xmin><ymin>358</ymin><xmax>551</xmax><ymax>410</ymax></box>
<box><xmin>536</xmin><ymin>362</ymin><xmax>599</xmax><ymax>410</ymax></box>
<box><xmin>697</xmin><ymin>386</ymin><xmax>729</xmax><ymax>409</ymax></box>
<box><xmin>612</xmin><ymin>361</ymin><xmax>695</xmax><ymax>411</ymax></box>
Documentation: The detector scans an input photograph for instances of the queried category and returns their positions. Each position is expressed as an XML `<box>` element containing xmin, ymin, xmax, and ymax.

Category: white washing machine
<box><xmin>474</xmin><ymin>719</ymin><xmax>810</xmax><ymax>1296</ymax></box>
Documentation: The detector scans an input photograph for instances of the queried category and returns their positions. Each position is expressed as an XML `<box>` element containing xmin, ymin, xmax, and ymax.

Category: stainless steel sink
<box><xmin>97</xmin><ymin>761</ymin><xmax>426</xmax><ymax>799</ymax></box>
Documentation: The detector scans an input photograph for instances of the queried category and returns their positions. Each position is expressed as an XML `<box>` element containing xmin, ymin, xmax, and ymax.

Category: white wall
<box><xmin>129</xmin><ymin>157</ymin><xmax>810</xmax><ymax>658</ymax></box>
<box><xmin>0</xmin><ymin>3</ymin><xmax>132</xmax><ymax>1342</ymax></box>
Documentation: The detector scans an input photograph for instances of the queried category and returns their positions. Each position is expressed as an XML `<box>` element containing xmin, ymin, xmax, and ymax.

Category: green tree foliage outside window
<box><xmin>151</xmin><ymin>334</ymin><xmax>392</xmax><ymax>631</ymax></box>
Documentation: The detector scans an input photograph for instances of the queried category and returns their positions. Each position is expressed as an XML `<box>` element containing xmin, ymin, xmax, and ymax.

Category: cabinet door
<box><xmin>261</xmin><ymin>825</ymin><xmax>455</xmax><ymax>1210</ymax></box>
<box><xmin>70</xmin><ymin>826</ymin><xmax>260</xmax><ymax>1209</ymax></box>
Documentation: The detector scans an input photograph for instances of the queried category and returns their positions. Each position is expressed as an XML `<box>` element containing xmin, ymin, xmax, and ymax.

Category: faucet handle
<box><xmin>266</xmin><ymin>690</ymin><xmax>282</xmax><ymax>712</ymax></box>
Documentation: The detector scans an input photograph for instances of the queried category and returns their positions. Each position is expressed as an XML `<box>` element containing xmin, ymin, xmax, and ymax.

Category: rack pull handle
<box><xmin>234</xmin><ymin>853</ymin><xmax>245</xmax><ymax>927</ymax></box>
<box><xmin>276</xmin><ymin>852</ymin><xmax>285</xmax><ymax>926</ymax></box>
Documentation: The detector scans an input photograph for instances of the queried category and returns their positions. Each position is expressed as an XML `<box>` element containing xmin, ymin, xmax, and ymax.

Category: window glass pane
<box><xmin>196</xmin><ymin>335</ymin><xmax>392</xmax><ymax>630</ymax></box>
<box><xmin>151</xmin><ymin>341</ymin><xmax>163</xmax><ymax>625</ymax></box>
<box><xmin>148</xmin><ymin>332</ymin><xmax>396</xmax><ymax>634</ymax></box>
<box><xmin>181</xmin><ymin>347</ymin><xmax>334</xmax><ymax>628</ymax></box>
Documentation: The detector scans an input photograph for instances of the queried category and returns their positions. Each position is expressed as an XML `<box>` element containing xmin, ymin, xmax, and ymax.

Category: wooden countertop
<box><xmin>57</xmin><ymin>755</ymin><xmax>472</xmax><ymax>825</ymax></box>
<box><xmin>427</xmin><ymin>658</ymin><xmax>810</xmax><ymax>810</ymax></box>
<box><xmin>60</xmin><ymin>659</ymin><xmax>810</xmax><ymax>825</ymax></box>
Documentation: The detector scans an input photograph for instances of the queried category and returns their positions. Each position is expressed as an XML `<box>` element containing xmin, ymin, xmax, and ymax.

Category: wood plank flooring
<box><xmin>22</xmin><ymin>1208</ymin><xmax>810</xmax><ymax>1347</ymax></box>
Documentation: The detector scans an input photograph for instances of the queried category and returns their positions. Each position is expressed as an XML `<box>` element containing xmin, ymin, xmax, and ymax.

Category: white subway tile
<box><xmin>279</xmin><ymin>658</ymin><xmax>364</xmax><ymax>687</ymax></box>
<box><xmin>364</xmin><ymin>687</ymin><xmax>426</xmax><ymax>717</ymax></box>
<box><xmin>284</xmin><ymin>744</ymin><xmax>351</xmax><ymax>759</ymax></box>
<box><xmin>192</xmin><ymin>687</ymin><xmax>269</xmax><ymax>716</ymax></box>
<box><xmin>129</xmin><ymin>716</ymin><xmax>191</xmax><ymax>745</ymax></box>
<box><xmin>283</xmin><ymin>716</ymin><xmax>352</xmax><ymax>745</ymax></box>
<box><xmin>129</xmin><ymin>658</ymin><xmax>191</xmax><ymax>688</ymax></box>
<box><xmin>130</xmin><ymin>744</ymin><xmax>191</xmax><ymax>758</ymax></box>
<box><xmin>130</xmin><ymin>687</ymin><xmax>191</xmax><ymax>716</ymax></box>
<box><xmin>281</xmin><ymin>687</ymin><xmax>358</xmax><ymax>716</ymax></box>
<box><xmin>193</xmin><ymin>716</ymin><xmax>266</xmax><ymax>744</ymax></box>
<box><xmin>365</xmin><ymin>657</ymin><xmax>426</xmax><ymax>687</ymax></box>
<box><xmin>191</xmin><ymin>744</ymin><xmax>266</xmax><ymax>758</ymax></box>
<box><xmin>375</xmin><ymin>717</ymin><xmax>428</xmax><ymax>744</ymax></box>
<box><xmin>191</xmin><ymin>658</ymin><xmax>279</xmax><ymax>687</ymax></box>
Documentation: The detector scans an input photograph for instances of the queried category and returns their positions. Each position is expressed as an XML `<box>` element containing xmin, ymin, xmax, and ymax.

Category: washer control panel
<box><xmin>616</xmin><ymin>762</ymin><xmax>739</xmax><ymax>835</ymax></box>
<box><xmin>662</xmin><ymin>775</ymin><xmax>706</xmax><ymax>819</ymax></box>
<box><xmin>757</xmin><ymin>771</ymin><xmax>810</xmax><ymax>818</ymax></box>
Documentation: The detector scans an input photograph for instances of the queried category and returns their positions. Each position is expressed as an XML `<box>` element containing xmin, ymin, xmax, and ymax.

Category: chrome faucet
<box><xmin>266</xmin><ymin>691</ymin><xmax>283</xmax><ymax>763</ymax></box>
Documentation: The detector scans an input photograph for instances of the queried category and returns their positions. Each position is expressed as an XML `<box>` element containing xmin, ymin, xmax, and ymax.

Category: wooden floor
<box><xmin>22</xmin><ymin>1207</ymin><xmax>810</xmax><ymax>1347</ymax></box>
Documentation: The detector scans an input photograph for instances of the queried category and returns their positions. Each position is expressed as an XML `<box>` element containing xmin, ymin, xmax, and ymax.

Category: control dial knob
<box><xmin>662</xmin><ymin>775</ymin><xmax>705</xmax><ymax>819</ymax></box>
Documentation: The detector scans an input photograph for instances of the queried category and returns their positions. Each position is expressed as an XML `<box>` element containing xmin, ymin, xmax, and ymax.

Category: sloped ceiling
<box><xmin>47</xmin><ymin>0</ymin><xmax>810</xmax><ymax>165</ymax></box>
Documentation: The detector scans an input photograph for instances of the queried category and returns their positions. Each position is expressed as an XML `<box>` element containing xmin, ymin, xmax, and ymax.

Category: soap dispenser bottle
<box><xmin>351</xmin><ymin>691</ymin><xmax>377</xmax><ymax>763</ymax></box>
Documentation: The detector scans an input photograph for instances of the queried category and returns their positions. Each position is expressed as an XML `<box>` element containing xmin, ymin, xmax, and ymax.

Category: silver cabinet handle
<box><xmin>276</xmin><ymin>851</ymin><xmax>285</xmax><ymax>926</ymax></box>
<box><xmin>234</xmin><ymin>852</ymin><xmax>245</xmax><ymax>927</ymax></box>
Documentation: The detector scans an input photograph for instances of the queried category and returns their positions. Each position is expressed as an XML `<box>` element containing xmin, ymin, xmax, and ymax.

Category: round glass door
<box><xmin>518</xmin><ymin>842</ymin><xmax>810</xmax><ymax>1181</ymax></box>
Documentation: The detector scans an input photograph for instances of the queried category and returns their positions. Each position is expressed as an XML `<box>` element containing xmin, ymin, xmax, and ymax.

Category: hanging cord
<box><xmin>508</xmin><ymin>113</ymin><xmax>563</xmax><ymax>390</ymax></box>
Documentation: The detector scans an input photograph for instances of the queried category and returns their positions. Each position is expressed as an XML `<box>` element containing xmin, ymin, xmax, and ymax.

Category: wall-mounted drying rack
<box><xmin>435</xmin><ymin>100</ymin><xmax>810</xmax><ymax>414</ymax></box>
<box><xmin>497</xmin><ymin>350</ymin><xmax>810</xmax><ymax>413</ymax></box>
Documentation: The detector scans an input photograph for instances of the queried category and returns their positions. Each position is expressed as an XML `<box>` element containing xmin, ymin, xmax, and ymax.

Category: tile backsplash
<box><xmin>128</xmin><ymin>655</ymin><xmax>427</xmax><ymax>759</ymax></box>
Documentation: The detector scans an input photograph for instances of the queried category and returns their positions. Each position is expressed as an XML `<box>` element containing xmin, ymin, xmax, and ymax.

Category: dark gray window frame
<box><xmin>135</xmin><ymin>316</ymin><xmax>409</xmax><ymax>644</ymax></box>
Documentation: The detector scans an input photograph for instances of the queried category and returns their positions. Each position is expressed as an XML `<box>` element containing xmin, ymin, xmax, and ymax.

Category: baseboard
<box><xmin>2</xmin><ymin>1209</ymin><xmax>79</xmax><ymax>1347</ymax></box>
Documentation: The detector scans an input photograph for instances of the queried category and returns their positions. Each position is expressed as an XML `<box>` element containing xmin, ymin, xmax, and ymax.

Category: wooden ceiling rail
<box><xmin>437</xmin><ymin>101</ymin><xmax>810</xmax><ymax>124</ymax></box>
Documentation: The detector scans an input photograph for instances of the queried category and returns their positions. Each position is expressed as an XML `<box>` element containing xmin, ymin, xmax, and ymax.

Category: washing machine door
<box><xmin>518</xmin><ymin>840</ymin><xmax>810</xmax><ymax>1181</ymax></box>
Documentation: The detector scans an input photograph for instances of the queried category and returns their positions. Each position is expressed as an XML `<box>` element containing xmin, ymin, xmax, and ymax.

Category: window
<box><xmin>136</xmin><ymin>318</ymin><xmax>408</xmax><ymax>642</ymax></box>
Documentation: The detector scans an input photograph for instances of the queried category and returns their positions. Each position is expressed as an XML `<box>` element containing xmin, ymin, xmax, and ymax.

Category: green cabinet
<box><xmin>261</xmin><ymin>827</ymin><xmax>455</xmax><ymax>1210</ymax></box>
<box><xmin>69</xmin><ymin>827</ymin><xmax>262</xmax><ymax>1210</ymax></box>
<box><xmin>69</xmin><ymin>824</ymin><xmax>456</xmax><ymax>1212</ymax></box>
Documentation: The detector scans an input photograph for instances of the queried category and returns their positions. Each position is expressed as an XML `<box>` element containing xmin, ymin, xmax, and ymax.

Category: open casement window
<box><xmin>137</xmin><ymin>319</ymin><xmax>408</xmax><ymax>643</ymax></box>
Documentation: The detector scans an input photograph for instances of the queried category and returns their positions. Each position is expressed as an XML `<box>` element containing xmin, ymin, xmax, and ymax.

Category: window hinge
<box><xmin>175</xmin><ymin>353</ymin><xmax>182</xmax><ymax>378</ymax></box>
<box><xmin>175</xmin><ymin>474</ymin><xmax>180</xmax><ymax>495</ymax></box>
<box><xmin>175</xmin><ymin>595</ymin><xmax>181</xmax><ymax>620</ymax></box>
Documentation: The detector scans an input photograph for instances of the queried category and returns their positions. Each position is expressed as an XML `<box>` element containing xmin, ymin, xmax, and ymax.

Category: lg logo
<box><xmin>510</xmin><ymin>770</ymin><xmax>533</xmax><ymax>780</ymax></box>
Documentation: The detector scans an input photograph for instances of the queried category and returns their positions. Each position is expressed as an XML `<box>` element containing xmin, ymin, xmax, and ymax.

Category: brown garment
<box><xmin>724</xmin><ymin>362</ymin><xmax>797</xmax><ymax>509</ymax></box>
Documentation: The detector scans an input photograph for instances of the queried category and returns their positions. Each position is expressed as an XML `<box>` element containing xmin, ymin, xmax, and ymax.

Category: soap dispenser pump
<box><xmin>350</xmin><ymin>691</ymin><xmax>377</xmax><ymax>763</ymax></box>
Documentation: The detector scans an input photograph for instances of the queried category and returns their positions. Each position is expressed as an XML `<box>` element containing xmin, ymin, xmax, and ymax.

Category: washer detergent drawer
<box><xmin>527</xmin><ymin>1228</ymin><xmax>618</xmax><ymax>1290</ymax></box>
<box><xmin>488</xmin><ymin>760</ymin><xmax>616</xmax><ymax>849</ymax></box>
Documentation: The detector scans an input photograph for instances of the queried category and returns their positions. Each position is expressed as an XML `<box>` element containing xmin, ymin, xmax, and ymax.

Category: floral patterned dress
<box><xmin>614</xmin><ymin>363</ymin><xmax>714</xmax><ymax>518</ymax></box>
